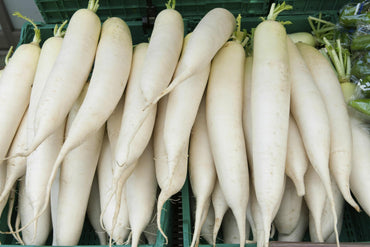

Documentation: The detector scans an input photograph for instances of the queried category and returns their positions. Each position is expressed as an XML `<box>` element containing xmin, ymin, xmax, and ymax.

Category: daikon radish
<box><xmin>53</xmin><ymin>16</ymin><xmax>132</xmax><ymax>172</ymax></box>
<box><xmin>23</xmin><ymin>0</ymin><xmax>101</xmax><ymax>156</ymax></box>
<box><xmin>206</xmin><ymin>19</ymin><xmax>249</xmax><ymax>246</ymax></box>
<box><xmin>0</xmin><ymin>13</ymin><xmax>40</xmax><ymax>162</ymax></box>
<box><xmin>165</xmin><ymin>33</ymin><xmax>211</xmax><ymax>208</ymax></box>
<box><xmin>189</xmin><ymin>96</ymin><xmax>216</xmax><ymax>247</ymax></box>
<box><xmin>251</xmin><ymin>4</ymin><xmax>292</xmax><ymax>246</ymax></box>
<box><xmin>350</xmin><ymin>116</ymin><xmax>370</xmax><ymax>216</ymax></box>
<box><xmin>55</xmin><ymin>85</ymin><xmax>104</xmax><ymax>245</ymax></box>
<box><xmin>289</xmin><ymin>37</ymin><xmax>341</xmax><ymax>245</ymax></box>
<box><xmin>151</xmin><ymin>7</ymin><xmax>236</xmax><ymax>104</ymax></box>
<box><xmin>285</xmin><ymin>115</ymin><xmax>309</xmax><ymax>196</ymax></box>
<box><xmin>297</xmin><ymin>42</ymin><xmax>359</xmax><ymax>213</ymax></box>
<box><xmin>242</xmin><ymin>56</ymin><xmax>253</xmax><ymax>164</ymax></box>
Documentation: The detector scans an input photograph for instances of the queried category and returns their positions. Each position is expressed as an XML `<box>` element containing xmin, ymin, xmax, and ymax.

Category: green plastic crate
<box><xmin>275</xmin><ymin>0</ymin><xmax>351</xmax><ymax>15</ymax></box>
<box><xmin>182</xmin><ymin>177</ymin><xmax>370</xmax><ymax>247</ymax></box>
<box><xmin>35</xmin><ymin>0</ymin><xmax>147</xmax><ymax>23</ymax></box>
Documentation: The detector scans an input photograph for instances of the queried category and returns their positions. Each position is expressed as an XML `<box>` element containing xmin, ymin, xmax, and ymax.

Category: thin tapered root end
<box><xmin>157</xmin><ymin>191</ymin><xmax>169</xmax><ymax>244</ymax></box>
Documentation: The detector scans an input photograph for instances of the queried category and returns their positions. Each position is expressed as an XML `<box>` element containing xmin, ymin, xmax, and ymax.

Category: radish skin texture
<box><xmin>189</xmin><ymin>96</ymin><xmax>216</xmax><ymax>247</ymax></box>
<box><xmin>87</xmin><ymin>175</ymin><xmax>107</xmax><ymax>245</ymax></box>
<box><xmin>288</xmin><ymin>38</ymin><xmax>341</xmax><ymax>244</ymax></box>
<box><xmin>297</xmin><ymin>42</ymin><xmax>359</xmax><ymax>213</ymax></box>
<box><xmin>350</xmin><ymin>116</ymin><xmax>370</xmax><ymax>216</ymax></box>
<box><xmin>165</xmin><ymin>33</ymin><xmax>211</xmax><ymax>201</ymax></box>
<box><xmin>107</xmin><ymin>95</ymin><xmax>124</xmax><ymax>150</ymax></box>
<box><xmin>97</xmin><ymin>134</ymin><xmax>130</xmax><ymax>244</ymax></box>
<box><xmin>152</xmin><ymin>7</ymin><xmax>236</xmax><ymax>103</ymax></box>
<box><xmin>55</xmin><ymin>86</ymin><xmax>105</xmax><ymax>246</ymax></box>
<box><xmin>278</xmin><ymin>202</ymin><xmax>308</xmax><ymax>242</ymax></box>
<box><xmin>139</xmin><ymin>7</ymin><xmax>183</xmax><ymax>104</ymax></box>
<box><xmin>274</xmin><ymin>176</ymin><xmax>303</xmax><ymax>235</ymax></box>
<box><xmin>242</xmin><ymin>56</ymin><xmax>253</xmax><ymax>165</ymax></box>
<box><xmin>51</xmin><ymin>167</ymin><xmax>60</xmax><ymax>246</ymax></box>
<box><xmin>125</xmin><ymin>139</ymin><xmax>157</xmax><ymax>247</ymax></box>
<box><xmin>0</xmin><ymin>39</ymin><xmax>40</xmax><ymax>162</ymax></box>
<box><xmin>153</xmin><ymin>95</ymin><xmax>169</xmax><ymax>190</ymax></box>
<box><xmin>285</xmin><ymin>115</ymin><xmax>309</xmax><ymax>196</ymax></box>
<box><xmin>222</xmin><ymin>209</ymin><xmax>251</xmax><ymax>244</ymax></box>
<box><xmin>28</xmin><ymin>3</ymin><xmax>101</xmax><ymax>156</ymax></box>
<box><xmin>206</xmin><ymin>40</ymin><xmax>249</xmax><ymax>247</ymax></box>
<box><xmin>211</xmin><ymin>180</ymin><xmax>229</xmax><ymax>245</ymax></box>
<box><xmin>251</xmin><ymin>19</ymin><xmax>290</xmax><ymax>247</ymax></box>
<box><xmin>54</xmin><ymin>17</ymin><xmax>132</xmax><ymax>169</ymax></box>
<box><xmin>304</xmin><ymin>165</ymin><xmax>326</xmax><ymax>242</ymax></box>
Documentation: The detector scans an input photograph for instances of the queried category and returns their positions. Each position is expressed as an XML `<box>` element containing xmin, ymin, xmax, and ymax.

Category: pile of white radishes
<box><xmin>0</xmin><ymin>0</ymin><xmax>369</xmax><ymax>246</ymax></box>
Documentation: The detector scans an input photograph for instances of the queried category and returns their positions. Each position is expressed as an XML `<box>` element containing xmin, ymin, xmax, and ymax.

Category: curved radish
<box><xmin>151</xmin><ymin>7</ymin><xmax>236</xmax><ymax>104</ymax></box>
<box><xmin>304</xmin><ymin>165</ymin><xmax>326</xmax><ymax>242</ymax></box>
<box><xmin>285</xmin><ymin>115</ymin><xmax>309</xmax><ymax>196</ymax></box>
<box><xmin>251</xmin><ymin>4</ymin><xmax>292</xmax><ymax>246</ymax></box>
<box><xmin>107</xmin><ymin>95</ymin><xmax>125</xmax><ymax>149</ymax></box>
<box><xmin>165</xmin><ymin>33</ymin><xmax>211</xmax><ymax>203</ymax></box>
<box><xmin>211</xmin><ymin>180</ymin><xmax>229</xmax><ymax>245</ymax></box>
<box><xmin>297</xmin><ymin>42</ymin><xmax>359</xmax><ymax>213</ymax></box>
<box><xmin>278</xmin><ymin>202</ymin><xmax>308</xmax><ymax>242</ymax></box>
<box><xmin>87</xmin><ymin>174</ymin><xmax>107</xmax><ymax>245</ymax></box>
<box><xmin>53</xmin><ymin>16</ymin><xmax>132</xmax><ymax>172</ymax></box>
<box><xmin>288</xmin><ymin>38</ymin><xmax>340</xmax><ymax>244</ymax></box>
<box><xmin>206</xmin><ymin>38</ymin><xmax>249</xmax><ymax>247</ymax></box>
<box><xmin>23</xmin><ymin>0</ymin><xmax>101</xmax><ymax>156</ymax></box>
<box><xmin>55</xmin><ymin>84</ymin><xmax>105</xmax><ymax>245</ymax></box>
<box><xmin>274</xmin><ymin>176</ymin><xmax>303</xmax><ymax>235</ymax></box>
<box><xmin>189</xmin><ymin>96</ymin><xmax>216</xmax><ymax>247</ymax></box>
<box><xmin>50</xmin><ymin>167</ymin><xmax>60</xmax><ymax>245</ymax></box>
<box><xmin>0</xmin><ymin>13</ymin><xmax>40</xmax><ymax>162</ymax></box>
<box><xmin>139</xmin><ymin>0</ymin><xmax>183</xmax><ymax>104</ymax></box>
<box><xmin>350</xmin><ymin>116</ymin><xmax>370</xmax><ymax>216</ymax></box>
<box><xmin>125</xmin><ymin>139</ymin><xmax>157</xmax><ymax>247</ymax></box>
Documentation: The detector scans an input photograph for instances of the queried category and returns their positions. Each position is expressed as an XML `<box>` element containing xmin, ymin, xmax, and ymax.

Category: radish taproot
<box><xmin>20</xmin><ymin>0</ymin><xmax>101</xmax><ymax>157</ymax></box>
<box><xmin>211</xmin><ymin>180</ymin><xmax>229</xmax><ymax>245</ymax></box>
<box><xmin>206</xmin><ymin>16</ymin><xmax>249</xmax><ymax>246</ymax></box>
<box><xmin>297</xmin><ymin>42</ymin><xmax>359</xmax><ymax>212</ymax></box>
<box><xmin>53</xmin><ymin>16</ymin><xmax>132</xmax><ymax>172</ymax></box>
<box><xmin>0</xmin><ymin>12</ymin><xmax>40</xmax><ymax>162</ymax></box>
<box><xmin>251</xmin><ymin>3</ymin><xmax>292</xmax><ymax>246</ymax></box>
